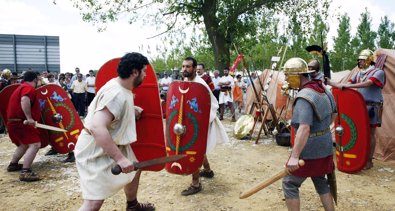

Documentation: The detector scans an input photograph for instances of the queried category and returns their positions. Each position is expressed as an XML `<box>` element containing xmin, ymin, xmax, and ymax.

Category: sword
<box><xmin>327</xmin><ymin>171</ymin><xmax>338</xmax><ymax>205</ymax></box>
<box><xmin>239</xmin><ymin>160</ymin><xmax>305</xmax><ymax>199</ymax></box>
<box><xmin>24</xmin><ymin>120</ymin><xmax>67</xmax><ymax>132</ymax></box>
<box><xmin>111</xmin><ymin>154</ymin><xmax>186</xmax><ymax>175</ymax></box>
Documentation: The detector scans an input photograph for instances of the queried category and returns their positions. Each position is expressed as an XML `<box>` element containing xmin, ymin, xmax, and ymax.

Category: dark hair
<box><xmin>236</xmin><ymin>74</ymin><xmax>242</xmax><ymax>78</ymax></box>
<box><xmin>23</xmin><ymin>71</ymin><xmax>38</xmax><ymax>82</ymax></box>
<box><xmin>198</xmin><ymin>63</ymin><xmax>205</xmax><ymax>69</ymax></box>
<box><xmin>184</xmin><ymin>57</ymin><xmax>197</xmax><ymax>68</ymax></box>
<box><xmin>224</xmin><ymin>67</ymin><xmax>230</xmax><ymax>71</ymax></box>
<box><xmin>117</xmin><ymin>52</ymin><xmax>149</xmax><ymax>79</ymax></box>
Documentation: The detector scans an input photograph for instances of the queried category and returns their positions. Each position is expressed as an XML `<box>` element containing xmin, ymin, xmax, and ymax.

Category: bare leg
<box><xmin>124</xmin><ymin>169</ymin><xmax>142</xmax><ymax>201</ymax></box>
<box><xmin>10</xmin><ymin>144</ymin><xmax>28</xmax><ymax>164</ymax></box>
<box><xmin>192</xmin><ymin>170</ymin><xmax>200</xmax><ymax>186</ymax></box>
<box><xmin>365</xmin><ymin>128</ymin><xmax>376</xmax><ymax>169</ymax></box>
<box><xmin>78</xmin><ymin>200</ymin><xmax>104</xmax><ymax>211</ymax></box>
<box><xmin>202</xmin><ymin>156</ymin><xmax>211</xmax><ymax>171</ymax></box>
<box><xmin>124</xmin><ymin>170</ymin><xmax>155</xmax><ymax>210</ymax></box>
<box><xmin>319</xmin><ymin>193</ymin><xmax>335</xmax><ymax>211</ymax></box>
<box><xmin>285</xmin><ymin>198</ymin><xmax>300</xmax><ymax>211</ymax></box>
<box><xmin>22</xmin><ymin>142</ymin><xmax>41</xmax><ymax>169</ymax></box>
<box><xmin>219</xmin><ymin>104</ymin><xmax>224</xmax><ymax>120</ymax></box>
<box><xmin>229</xmin><ymin>102</ymin><xmax>236</xmax><ymax>121</ymax></box>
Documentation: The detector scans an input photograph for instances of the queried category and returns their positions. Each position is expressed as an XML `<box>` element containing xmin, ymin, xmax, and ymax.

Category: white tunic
<box><xmin>218</xmin><ymin>75</ymin><xmax>235</xmax><ymax>104</ymax></box>
<box><xmin>75</xmin><ymin>78</ymin><xmax>138</xmax><ymax>200</ymax></box>
<box><xmin>187</xmin><ymin>76</ymin><xmax>229</xmax><ymax>153</ymax></box>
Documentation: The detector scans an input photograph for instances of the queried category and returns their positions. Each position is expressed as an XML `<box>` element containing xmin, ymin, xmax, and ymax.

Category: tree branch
<box><xmin>146</xmin><ymin>14</ymin><xmax>179</xmax><ymax>39</ymax></box>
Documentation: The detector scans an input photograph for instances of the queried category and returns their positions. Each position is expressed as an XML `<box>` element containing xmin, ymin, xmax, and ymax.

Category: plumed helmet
<box><xmin>1</xmin><ymin>68</ymin><xmax>12</xmax><ymax>80</ymax></box>
<box><xmin>283</xmin><ymin>58</ymin><xmax>314</xmax><ymax>75</ymax></box>
<box><xmin>307</xmin><ymin>59</ymin><xmax>320</xmax><ymax>71</ymax></box>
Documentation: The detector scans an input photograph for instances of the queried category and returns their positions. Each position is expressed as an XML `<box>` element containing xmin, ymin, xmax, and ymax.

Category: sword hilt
<box><xmin>111</xmin><ymin>161</ymin><xmax>138</xmax><ymax>175</ymax></box>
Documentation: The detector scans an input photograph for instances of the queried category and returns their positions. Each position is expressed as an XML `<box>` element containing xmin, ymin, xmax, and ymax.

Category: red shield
<box><xmin>165</xmin><ymin>81</ymin><xmax>210</xmax><ymax>175</ymax></box>
<box><xmin>36</xmin><ymin>84</ymin><xmax>83</xmax><ymax>154</ymax></box>
<box><xmin>332</xmin><ymin>88</ymin><xmax>370</xmax><ymax>173</ymax></box>
<box><xmin>0</xmin><ymin>84</ymin><xmax>20</xmax><ymax>124</ymax></box>
<box><xmin>0</xmin><ymin>84</ymin><xmax>49</xmax><ymax>148</ymax></box>
<box><xmin>96</xmin><ymin>58</ymin><xmax>166</xmax><ymax>171</ymax></box>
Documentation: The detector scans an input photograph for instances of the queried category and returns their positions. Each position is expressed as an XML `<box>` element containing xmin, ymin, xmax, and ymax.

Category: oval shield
<box><xmin>165</xmin><ymin>81</ymin><xmax>211</xmax><ymax>175</ymax></box>
<box><xmin>36</xmin><ymin>84</ymin><xmax>83</xmax><ymax>153</ymax></box>
<box><xmin>332</xmin><ymin>88</ymin><xmax>370</xmax><ymax>173</ymax></box>
<box><xmin>96</xmin><ymin>58</ymin><xmax>166</xmax><ymax>171</ymax></box>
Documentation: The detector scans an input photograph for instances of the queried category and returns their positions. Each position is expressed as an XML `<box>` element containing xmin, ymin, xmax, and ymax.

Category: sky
<box><xmin>0</xmin><ymin>0</ymin><xmax>394</xmax><ymax>74</ymax></box>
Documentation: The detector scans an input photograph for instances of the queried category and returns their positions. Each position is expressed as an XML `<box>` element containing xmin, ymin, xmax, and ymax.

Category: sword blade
<box><xmin>134</xmin><ymin>154</ymin><xmax>186</xmax><ymax>169</ymax></box>
<box><xmin>111</xmin><ymin>154</ymin><xmax>186</xmax><ymax>175</ymax></box>
<box><xmin>35</xmin><ymin>122</ymin><xmax>67</xmax><ymax>132</ymax></box>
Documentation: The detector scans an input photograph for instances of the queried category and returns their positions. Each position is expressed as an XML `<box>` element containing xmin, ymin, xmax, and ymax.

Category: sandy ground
<box><xmin>0</xmin><ymin>119</ymin><xmax>394</xmax><ymax>211</ymax></box>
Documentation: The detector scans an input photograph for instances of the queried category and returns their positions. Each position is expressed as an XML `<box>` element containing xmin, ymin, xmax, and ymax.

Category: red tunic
<box><xmin>200</xmin><ymin>74</ymin><xmax>215</xmax><ymax>91</ymax></box>
<box><xmin>6</xmin><ymin>83</ymin><xmax>41</xmax><ymax>145</ymax></box>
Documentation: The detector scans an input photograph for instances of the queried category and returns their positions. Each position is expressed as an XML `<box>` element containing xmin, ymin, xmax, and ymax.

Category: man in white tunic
<box><xmin>75</xmin><ymin>52</ymin><xmax>155</xmax><ymax>211</ymax></box>
<box><xmin>218</xmin><ymin>67</ymin><xmax>236</xmax><ymax>121</ymax></box>
<box><xmin>180</xmin><ymin>57</ymin><xmax>229</xmax><ymax>196</ymax></box>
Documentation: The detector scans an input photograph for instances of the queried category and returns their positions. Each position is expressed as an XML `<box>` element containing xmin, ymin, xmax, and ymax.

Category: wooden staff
<box><xmin>239</xmin><ymin>160</ymin><xmax>305</xmax><ymax>199</ymax></box>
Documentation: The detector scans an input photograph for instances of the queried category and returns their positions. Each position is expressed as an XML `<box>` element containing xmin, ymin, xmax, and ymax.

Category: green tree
<box><xmin>355</xmin><ymin>8</ymin><xmax>377</xmax><ymax>53</ymax></box>
<box><xmin>331</xmin><ymin>13</ymin><xmax>354</xmax><ymax>71</ymax></box>
<box><xmin>61</xmin><ymin>0</ymin><xmax>329</xmax><ymax>72</ymax></box>
<box><xmin>308</xmin><ymin>14</ymin><xmax>329</xmax><ymax>46</ymax></box>
<box><xmin>377</xmin><ymin>16</ymin><xmax>395</xmax><ymax>49</ymax></box>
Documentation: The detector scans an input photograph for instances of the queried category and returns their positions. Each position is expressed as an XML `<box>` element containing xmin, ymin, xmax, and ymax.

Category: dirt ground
<box><xmin>0</xmin><ymin>119</ymin><xmax>394</xmax><ymax>211</ymax></box>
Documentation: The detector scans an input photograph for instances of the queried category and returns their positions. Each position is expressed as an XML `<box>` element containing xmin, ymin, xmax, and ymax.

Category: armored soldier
<box><xmin>307</xmin><ymin>59</ymin><xmax>324</xmax><ymax>81</ymax></box>
<box><xmin>282</xmin><ymin>58</ymin><xmax>336</xmax><ymax>211</ymax></box>
<box><xmin>327</xmin><ymin>49</ymin><xmax>385</xmax><ymax>170</ymax></box>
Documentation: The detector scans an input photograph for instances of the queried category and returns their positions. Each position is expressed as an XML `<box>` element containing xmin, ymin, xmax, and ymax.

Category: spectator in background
<box><xmin>41</xmin><ymin>70</ymin><xmax>49</xmax><ymax>84</ymax></box>
<box><xmin>47</xmin><ymin>73</ymin><xmax>59</xmax><ymax>85</ymax></box>
<box><xmin>218</xmin><ymin>67</ymin><xmax>236</xmax><ymax>121</ymax></box>
<box><xmin>197</xmin><ymin>64</ymin><xmax>214</xmax><ymax>91</ymax></box>
<box><xmin>159</xmin><ymin>72</ymin><xmax>172</xmax><ymax>92</ymax></box>
<box><xmin>71</xmin><ymin>73</ymin><xmax>88</xmax><ymax>118</ymax></box>
<box><xmin>211</xmin><ymin>70</ymin><xmax>221</xmax><ymax>102</ymax></box>
<box><xmin>86</xmin><ymin>70</ymin><xmax>96</xmax><ymax>107</ymax></box>
<box><xmin>233</xmin><ymin>74</ymin><xmax>246</xmax><ymax>113</ymax></box>
<box><xmin>71</xmin><ymin>67</ymin><xmax>85</xmax><ymax>83</ymax></box>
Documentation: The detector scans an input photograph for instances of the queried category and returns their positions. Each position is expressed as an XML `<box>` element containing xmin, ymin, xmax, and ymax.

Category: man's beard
<box><xmin>133</xmin><ymin>76</ymin><xmax>143</xmax><ymax>87</ymax></box>
<box><xmin>183</xmin><ymin>71</ymin><xmax>192</xmax><ymax>78</ymax></box>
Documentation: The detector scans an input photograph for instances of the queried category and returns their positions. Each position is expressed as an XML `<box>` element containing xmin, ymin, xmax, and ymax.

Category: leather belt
<box><xmin>309</xmin><ymin>127</ymin><xmax>330</xmax><ymax>138</ymax></box>
<box><xmin>366</xmin><ymin>101</ymin><xmax>383</xmax><ymax>106</ymax></box>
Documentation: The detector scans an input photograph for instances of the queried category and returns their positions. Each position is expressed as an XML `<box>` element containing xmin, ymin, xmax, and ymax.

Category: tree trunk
<box><xmin>201</xmin><ymin>0</ymin><xmax>230</xmax><ymax>73</ymax></box>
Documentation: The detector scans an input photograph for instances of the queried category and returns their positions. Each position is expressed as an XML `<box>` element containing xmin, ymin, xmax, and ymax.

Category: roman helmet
<box><xmin>1</xmin><ymin>68</ymin><xmax>12</xmax><ymax>80</ymax></box>
<box><xmin>282</xmin><ymin>57</ymin><xmax>314</xmax><ymax>89</ymax></box>
<box><xmin>307</xmin><ymin>59</ymin><xmax>320</xmax><ymax>72</ymax></box>
<box><xmin>358</xmin><ymin>49</ymin><xmax>375</xmax><ymax>68</ymax></box>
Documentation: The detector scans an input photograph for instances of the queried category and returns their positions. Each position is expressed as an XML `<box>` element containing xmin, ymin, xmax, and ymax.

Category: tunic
<box><xmin>75</xmin><ymin>78</ymin><xmax>138</xmax><ymax>200</ymax></box>
<box><xmin>349</xmin><ymin>65</ymin><xmax>385</xmax><ymax>127</ymax></box>
<box><xmin>218</xmin><ymin>75</ymin><xmax>234</xmax><ymax>104</ymax></box>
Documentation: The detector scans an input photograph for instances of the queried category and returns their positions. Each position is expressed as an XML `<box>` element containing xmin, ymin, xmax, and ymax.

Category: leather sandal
<box><xmin>181</xmin><ymin>183</ymin><xmax>202</xmax><ymax>196</ymax></box>
<box><xmin>7</xmin><ymin>163</ymin><xmax>23</xmax><ymax>172</ymax></box>
<box><xmin>126</xmin><ymin>202</ymin><xmax>155</xmax><ymax>211</ymax></box>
